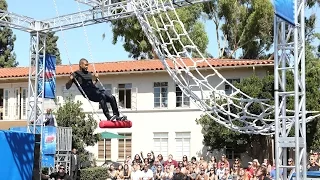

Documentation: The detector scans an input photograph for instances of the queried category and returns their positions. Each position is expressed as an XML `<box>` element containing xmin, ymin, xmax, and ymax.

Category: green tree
<box><xmin>0</xmin><ymin>0</ymin><xmax>18</xmax><ymax>67</ymax></box>
<box><xmin>204</xmin><ymin>0</ymin><xmax>320</xmax><ymax>59</ymax></box>
<box><xmin>196</xmin><ymin>75</ymin><xmax>275</xmax><ymax>160</ymax></box>
<box><xmin>203</xmin><ymin>0</ymin><xmax>274</xmax><ymax>59</ymax></box>
<box><xmin>110</xmin><ymin>4</ymin><xmax>209</xmax><ymax>59</ymax></box>
<box><xmin>55</xmin><ymin>98</ymin><xmax>100</xmax><ymax>160</ymax></box>
<box><xmin>45</xmin><ymin>32</ymin><xmax>61</xmax><ymax>65</ymax></box>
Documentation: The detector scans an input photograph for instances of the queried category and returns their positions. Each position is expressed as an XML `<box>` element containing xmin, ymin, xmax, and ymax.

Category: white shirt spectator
<box><xmin>131</xmin><ymin>170</ymin><xmax>142</xmax><ymax>180</ymax></box>
<box><xmin>216</xmin><ymin>168</ymin><xmax>225</xmax><ymax>179</ymax></box>
<box><xmin>140</xmin><ymin>169</ymin><xmax>153</xmax><ymax>180</ymax></box>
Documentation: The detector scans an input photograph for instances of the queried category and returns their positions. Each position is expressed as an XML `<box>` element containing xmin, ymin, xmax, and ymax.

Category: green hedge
<box><xmin>80</xmin><ymin>167</ymin><xmax>109</xmax><ymax>180</ymax></box>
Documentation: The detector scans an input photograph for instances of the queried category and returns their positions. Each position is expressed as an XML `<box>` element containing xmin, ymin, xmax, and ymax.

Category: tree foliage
<box><xmin>0</xmin><ymin>0</ymin><xmax>18</xmax><ymax>67</ymax></box>
<box><xmin>203</xmin><ymin>0</ymin><xmax>274</xmax><ymax>59</ymax></box>
<box><xmin>110</xmin><ymin>4</ymin><xmax>209</xmax><ymax>59</ymax></box>
<box><xmin>196</xmin><ymin>75</ymin><xmax>275</xmax><ymax>160</ymax></box>
<box><xmin>55</xmin><ymin>98</ymin><xmax>100</xmax><ymax>160</ymax></box>
<box><xmin>45</xmin><ymin>32</ymin><xmax>61</xmax><ymax>65</ymax></box>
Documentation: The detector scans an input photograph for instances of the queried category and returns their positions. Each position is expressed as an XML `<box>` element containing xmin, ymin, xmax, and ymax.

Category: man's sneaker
<box><xmin>116</xmin><ymin>116</ymin><xmax>127</xmax><ymax>121</ymax></box>
<box><xmin>110</xmin><ymin>115</ymin><xmax>118</xmax><ymax>121</ymax></box>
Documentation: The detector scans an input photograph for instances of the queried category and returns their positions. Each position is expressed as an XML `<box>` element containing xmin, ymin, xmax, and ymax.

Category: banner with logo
<box><xmin>9</xmin><ymin>126</ymin><xmax>57</xmax><ymax>167</ymax></box>
<box><xmin>272</xmin><ymin>0</ymin><xmax>295</xmax><ymax>25</ymax></box>
<box><xmin>38</xmin><ymin>54</ymin><xmax>56</xmax><ymax>99</ymax></box>
<box><xmin>42</xmin><ymin>126</ymin><xmax>57</xmax><ymax>154</ymax></box>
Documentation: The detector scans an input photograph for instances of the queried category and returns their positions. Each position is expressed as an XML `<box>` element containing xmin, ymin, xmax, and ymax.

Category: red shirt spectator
<box><xmin>164</xmin><ymin>154</ymin><xmax>178</xmax><ymax>168</ymax></box>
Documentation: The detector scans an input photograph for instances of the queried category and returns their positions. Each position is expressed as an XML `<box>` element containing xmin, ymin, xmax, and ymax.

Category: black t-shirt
<box><xmin>72</xmin><ymin>70</ymin><xmax>100</xmax><ymax>102</ymax></box>
<box><xmin>49</xmin><ymin>172</ymin><xmax>72</xmax><ymax>180</ymax></box>
<box><xmin>173</xmin><ymin>173</ymin><xmax>186</xmax><ymax>180</ymax></box>
<box><xmin>308</xmin><ymin>164</ymin><xmax>320</xmax><ymax>171</ymax></box>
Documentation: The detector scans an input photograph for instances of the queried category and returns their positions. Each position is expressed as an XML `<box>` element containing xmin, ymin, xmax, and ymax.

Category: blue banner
<box><xmin>38</xmin><ymin>54</ymin><xmax>56</xmax><ymax>99</ymax></box>
<box><xmin>272</xmin><ymin>0</ymin><xmax>295</xmax><ymax>25</ymax></box>
<box><xmin>42</xmin><ymin>126</ymin><xmax>57</xmax><ymax>154</ymax></box>
<box><xmin>9</xmin><ymin>126</ymin><xmax>57</xmax><ymax>167</ymax></box>
<box><xmin>42</xmin><ymin>154</ymin><xmax>55</xmax><ymax>168</ymax></box>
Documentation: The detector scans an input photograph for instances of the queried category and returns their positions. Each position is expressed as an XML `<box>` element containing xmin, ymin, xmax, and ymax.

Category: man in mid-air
<box><xmin>66</xmin><ymin>58</ymin><xmax>125</xmax><ymax>121</ymax></box>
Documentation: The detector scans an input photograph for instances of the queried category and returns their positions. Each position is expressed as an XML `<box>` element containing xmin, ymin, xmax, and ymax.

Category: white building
<box><xmin>0</xmin><ymin>58</ymin><xmax>273</xmax><ymax>164</ymax></box>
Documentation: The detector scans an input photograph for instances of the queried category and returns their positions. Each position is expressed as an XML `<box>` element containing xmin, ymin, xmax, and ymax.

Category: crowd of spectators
<box><xmin>106</xmin><ymin>151</ymin><xmax>320</xmax><ymax>180</ymax></box>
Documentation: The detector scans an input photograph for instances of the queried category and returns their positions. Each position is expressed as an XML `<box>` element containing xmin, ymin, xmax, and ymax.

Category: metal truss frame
<box><xmin>0</xmin><ymin>0</ymin><xmax>208</xmax><ymax>33</ymax></box>
<box><xmin>274</xmin><ymin>0</ymin><xmax>306</xmax><ymax>179</ymax></box>
<box><xmin>27</xmin><ymin>31</ymin><xmax>47</xmax><ymax>178</ymax></box>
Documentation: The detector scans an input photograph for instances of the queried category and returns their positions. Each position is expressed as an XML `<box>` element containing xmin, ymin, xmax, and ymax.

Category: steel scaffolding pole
<box><xmin>274</xmin><ymin>0</ymin><xmax>306</xmax><ymax>179</ymax></box>
<box><xmin>0</xmin><ymin>0</ymin><xmax>209</xmax><ymax>33</ymax></box>
<box><xmin>75</xmin><ymin>0</ymin><xmax>103</xmax><ymax>7</ymax></box>
<box><xmin>27</xmin><ymin>28</ymin><xmax>47</xmax><ymax>178</ymax></box>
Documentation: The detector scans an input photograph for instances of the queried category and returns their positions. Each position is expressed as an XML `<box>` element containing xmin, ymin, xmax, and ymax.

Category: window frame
<box><xmin>98</xmin><ymin>139</ymin><xmax>111</xmax><ymax>160</ymax></box>
<box><xmin>118</xmin><ymin>133</ymin><xmax>132</xmax><ymax>160</ymax></box>
<box><xmin>225</xmin><ymin>146</ymin><xmax>242</xmax><ymax>160</ymax></box>
<box><xmin>224</xmin><ymin>79</ymin><xmax>240</xmax><ymax>95</ymax></box>
<box><xmin>4</xmin><ymin>89</ymin><xmax>9</xmax><ymax>117</ymax></box>
<box><xmin>21</xmin><ymin>88</ymin><xmax>27</xmax><ymax>117</ymax></box>
<box><xmin>175</xmin><ymin>84</ymin><xmax>190</xmax><ymax>107</ymax></box>
<box><xmin>153</xmin><ymin>132</ymin><xmax>169</xmax><ymax>159</ymax></box>
<box><xmin>153</xmin><ymin>82</ymin><xmax>168</xmax><ymax>108</ymax></box>
<box><xmin>175</xmin><ymin>132</ymin><xmax>191</xmax><ymax>160</ymax></box>
<box><xmin>117</xmin><ymin>83</ymin><xmax>132</xmax><ymax>109</ymax></box>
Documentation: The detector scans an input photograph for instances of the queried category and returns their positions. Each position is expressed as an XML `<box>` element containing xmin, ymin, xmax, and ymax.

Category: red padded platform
<box><xmin>99</xmin><ymin>120</ymin><xmax>132</xmax><ymax>128</ymax></box>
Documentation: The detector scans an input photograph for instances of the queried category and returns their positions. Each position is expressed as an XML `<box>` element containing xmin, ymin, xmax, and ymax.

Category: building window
<box><xmin>118</xmin><ymin>133</ymin><xmax>132</xmax><ymax>160</ymax></box>
<box><xmin>4</xmin><ymin>89</ymin><xmax>9</xmax><ymax>116</ymax></box>
<box><xmin>225</xmin><ymin>146</ymin><xmax>241</xmax><ymax>160</ymax></box>
<box><xmin>153</xmin><ymin>132</ymin><xmax>168</xmax><ymax>159</ymax></box>
<box><xmin>118</xmin><ymin>84</ymin><xmax>132</xmax><ymax>109</ymax></box>
<box><xmin>22</xmin><ymin>88</ymin><xmax>27</xmax><ymax>116</ymax></box>
<box><xmin>225</xmin><ymin>79</ymin><xmax>240</xmax><ymax>95</ymax></box>
<box><xmin>98</xmin><ymin>139</ymin><xmax>111</xmax><ymax>160</ymax></box>
<box><xmin>14</xmin><ymin>88</ymin><xmax>19</xmax><ymax>117</ymax></box>
<box><xmin>154</xmin><ymin>82</ymin><xmax>168</xmax><ymax>108</ymax></box>
<box><xmin>175</xmin><ymin>85</ymin><xmax>190</xmax><ymax>107</ymax></box>
<box><xmin>175</xmin><ymin>132</ymin><xmax>191</xmax><ymax>160</ymax></box>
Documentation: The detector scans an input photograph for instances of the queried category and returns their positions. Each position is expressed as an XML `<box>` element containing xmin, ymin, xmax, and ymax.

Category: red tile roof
<box><xmin>0</xmin><ymin>58</ymin><xmax>273</xmax><ymax>78</ymax></box>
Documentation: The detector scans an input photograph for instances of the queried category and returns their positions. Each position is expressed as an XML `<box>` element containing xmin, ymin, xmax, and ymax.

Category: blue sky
<box><xmin>6</xmin><ymin>0</ymin><xmax>320</xmax><ymax>67</ymax></box>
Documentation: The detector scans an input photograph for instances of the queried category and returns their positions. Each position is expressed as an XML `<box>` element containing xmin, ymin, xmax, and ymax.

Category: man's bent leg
<box><xmin>103</xmin><ymin>91</ymin><xmax>120</xmax><ymax>117</ymax></box>
<box><xmin>99</xmin><ymin>94</ymin><xmax>112</xmax><ymax>120</ymax></box>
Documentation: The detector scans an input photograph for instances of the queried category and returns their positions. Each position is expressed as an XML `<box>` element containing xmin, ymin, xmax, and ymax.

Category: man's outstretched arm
<box><xmin>66</xmin><ymin>74</ymin><xmax>74</xmax><ymax>90</ymax></box>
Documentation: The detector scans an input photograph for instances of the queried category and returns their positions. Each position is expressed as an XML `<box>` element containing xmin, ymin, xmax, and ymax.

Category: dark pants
<box><xmin>99</xmin><ymin>90</ymin><xmax>120</xmax><ymax>118</ymax></box>
<box><xmin>70</xmin><ymin>170</ymin><xmax>78</xmax><ymax>180</ymax></box>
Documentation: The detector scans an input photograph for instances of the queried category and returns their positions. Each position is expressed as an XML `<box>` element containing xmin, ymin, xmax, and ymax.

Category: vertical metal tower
<box><xmin>27</xmin><ymin>24</ymin><xmax>47</xmax><ymax>178</ymax></box>
<box><xmin>274</xmin><ymin>0</ymin><xmax>306</xmax><ymax>179</ymax></box>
